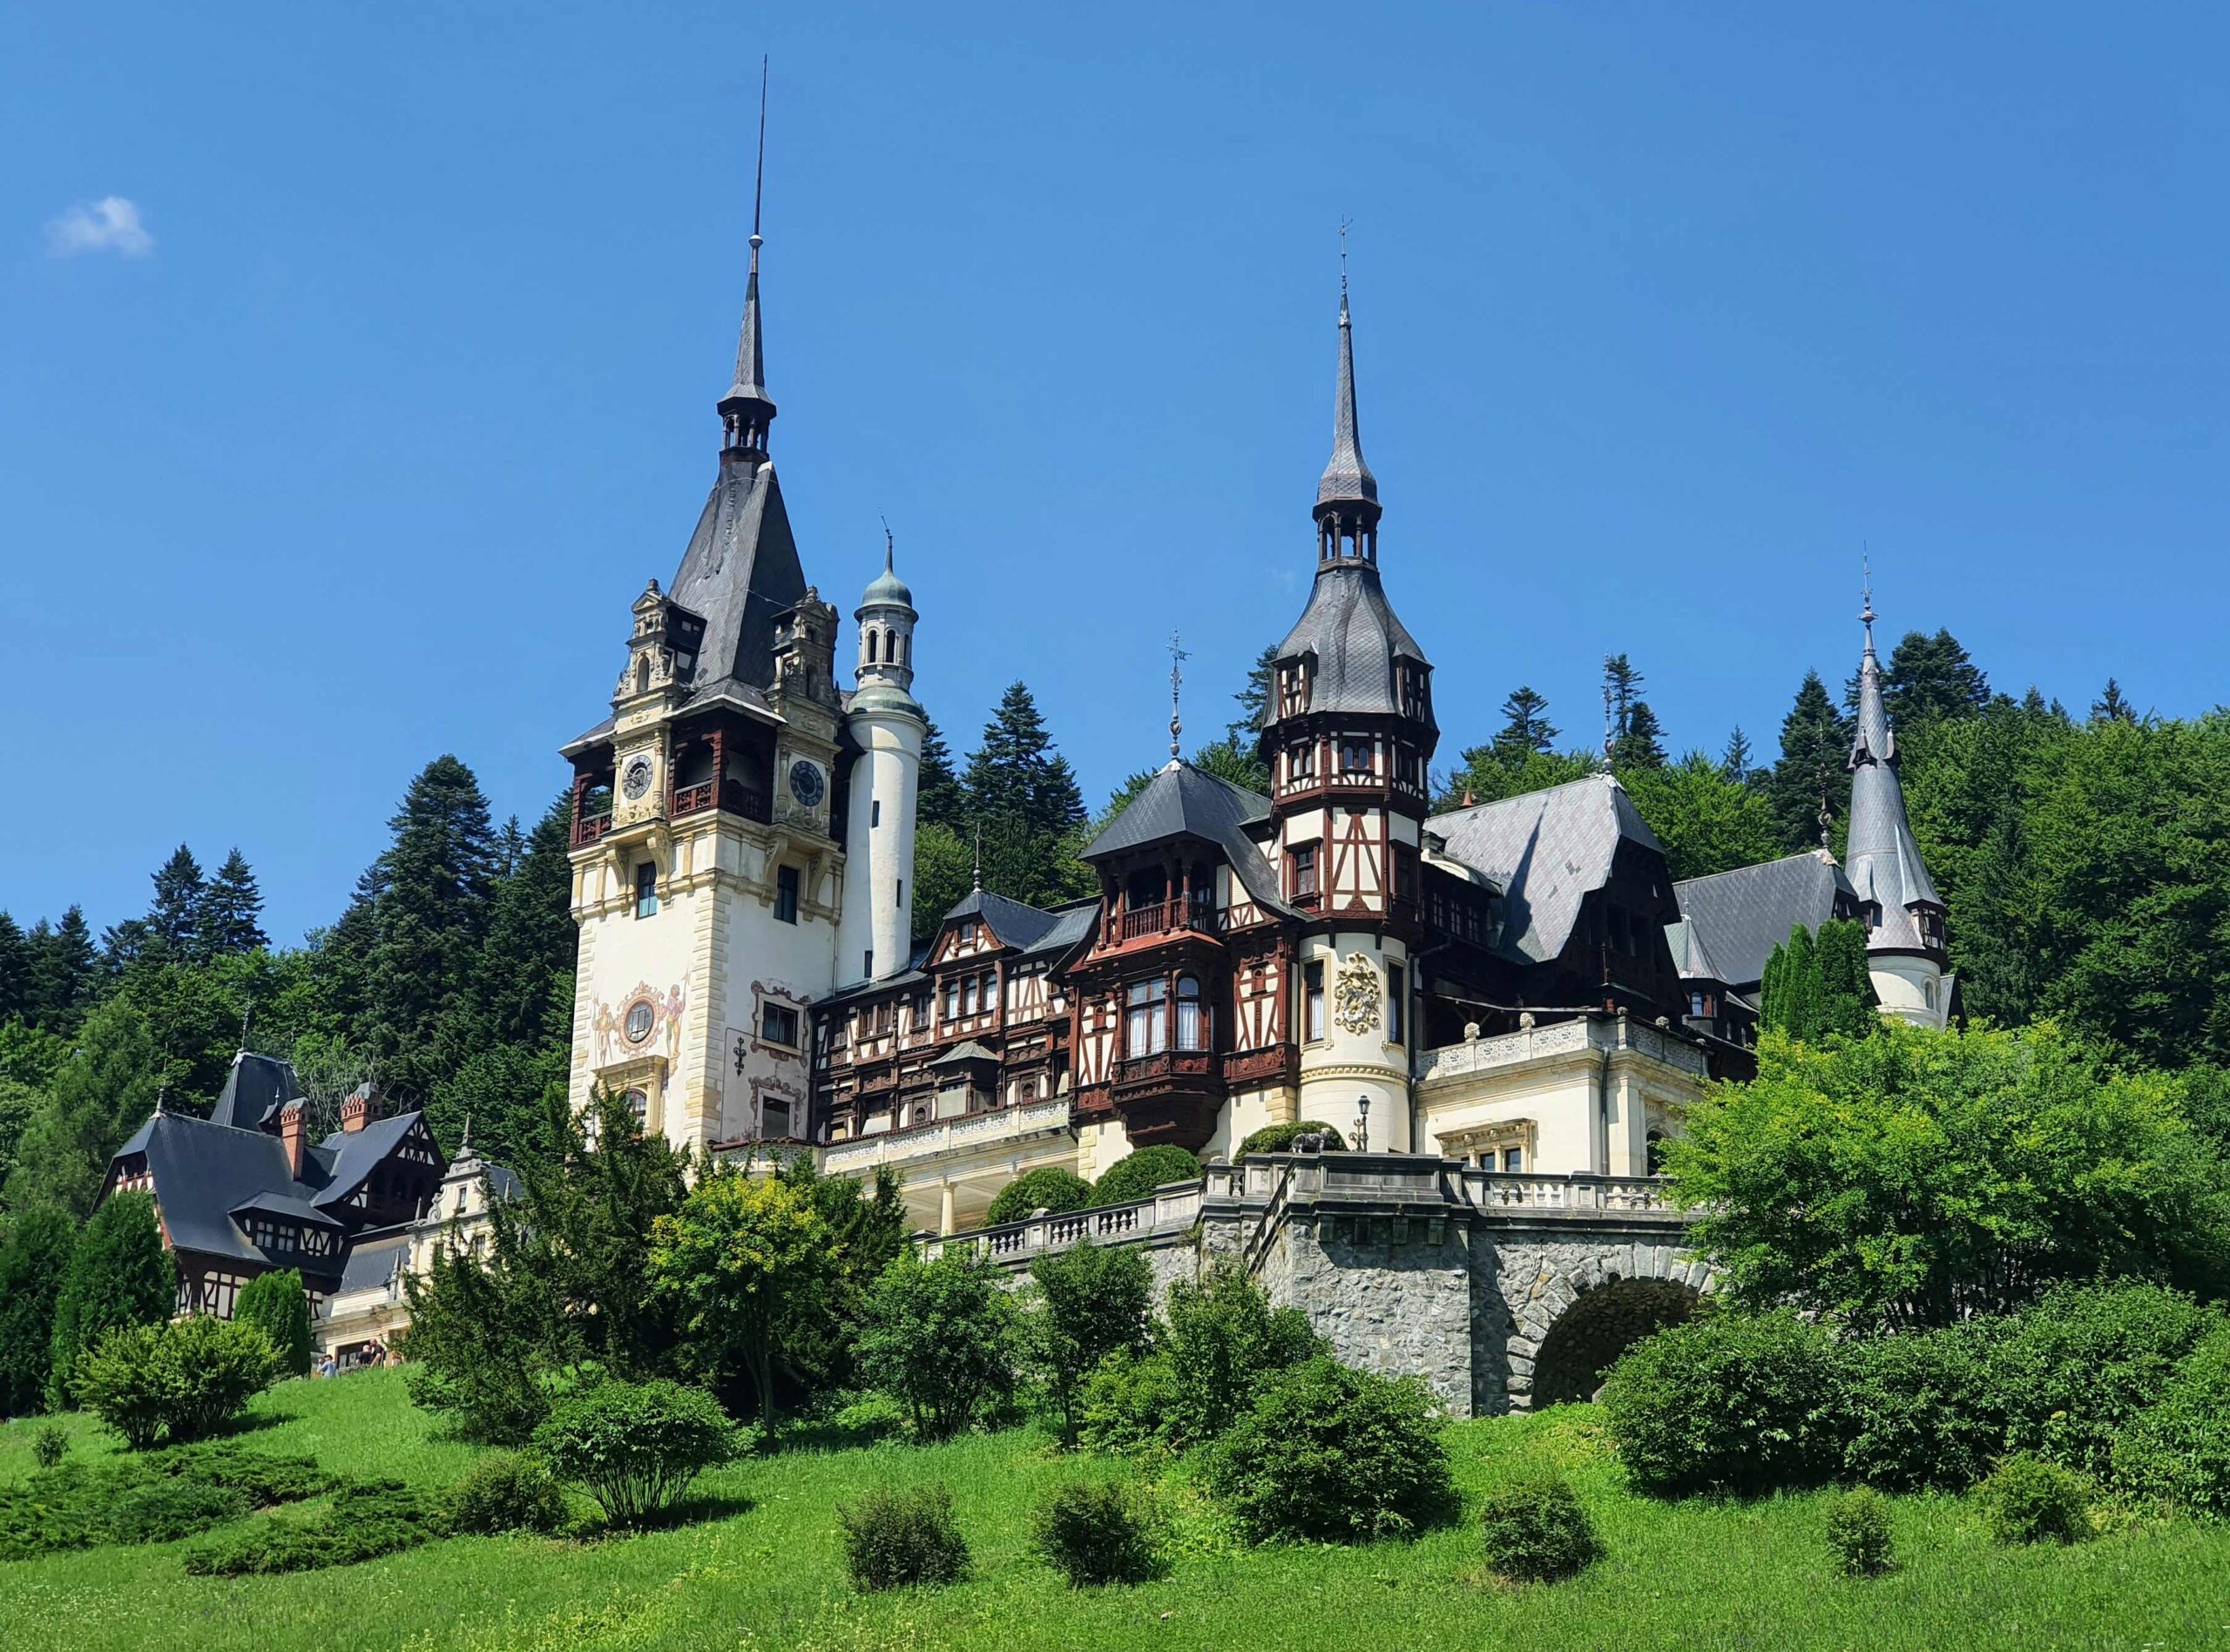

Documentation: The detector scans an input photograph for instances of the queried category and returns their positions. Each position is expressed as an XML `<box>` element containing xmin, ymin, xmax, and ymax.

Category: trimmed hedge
<box><xmin>1092</xmin><ymin>1147</ymin><xmax>1201</xmax><ymax>1206</ymax></box>
<box><xmin>985</xmin><ymin>1168</ymin><xmax>1094</xmax><ymax>1227</ymax></box>
<box><xmin>1477</xmin><ymin>1473</ymin><xmax>1603</xmax><ymax>1582</ymax></box>
<box><xmin>1602</xmin><ymin>1310</ymin><xmax>1843</xmax><ymax>1498</ymax></box>
<box><xmin>836</xmin><ymin>1484</ymin><xmax>970</xmax><ymax>1591</ymax></box>
<box><xmin>1206</xmin><ymin>1357</ymin><xmax>1457</xmax><ymax>1544</ymax></box>
<box><xmin>1236</xmin><ymin>1121</ymin><xmax>1347</xmax><ymax>1157</ymax></box>
<box><xmin>1031</xmin><ymin>1481</ymin><xmax>1162</xmax><ymax>1586</ymax></box>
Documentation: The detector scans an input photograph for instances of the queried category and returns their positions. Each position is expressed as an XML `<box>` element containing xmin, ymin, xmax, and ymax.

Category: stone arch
<box><xmin>1499</xmin><ymin>1239</ymin><xmax>1714</xmax><ymax>1413</ymax></box>
<box><xmin>1531</xmin><ymin>1278</ymin><xmax>1697</xmax><ymax>1406</ymax></box>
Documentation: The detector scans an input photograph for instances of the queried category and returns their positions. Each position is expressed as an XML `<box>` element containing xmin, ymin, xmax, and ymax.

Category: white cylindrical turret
<box><xmin>838</xmin><ymin>549</ymin><xmax>925</xmax><ymax>987</ymax></box>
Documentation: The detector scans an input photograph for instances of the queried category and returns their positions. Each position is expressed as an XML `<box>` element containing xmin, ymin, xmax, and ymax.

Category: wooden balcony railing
<box><xmin>571</xmin><ymin>811</ymin><xmax>615</xmax><ymax>848</ymax></box>
<box><xmin>671</xmin><ymin>780</ymin><xmax>718</xmax><ymax>818</ymax></box>
<box><xmin>1111</xmin><ymin>1049</ymin><xmax>1219</xmax><ymax>1091</ymax></box>
<box><xmin>1115</xmin><ymin>900</ymin><xmax>1214</xmax><ymax>943</ymax></box>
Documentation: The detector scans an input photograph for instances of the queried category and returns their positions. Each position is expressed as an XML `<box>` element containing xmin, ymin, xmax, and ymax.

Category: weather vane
<box><xmin>1168</xmin><ymin>631</ymin><xmax>1189</xmax><ymax>761</ymax></box>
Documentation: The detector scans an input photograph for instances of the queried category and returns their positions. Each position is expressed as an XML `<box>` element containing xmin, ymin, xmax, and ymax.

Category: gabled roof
<box><xmin>1017</xmin><ymin>900</ymin><xmax>1098</xmax><ymax>961</ymax></box>
<box><xmin>107</xmin><ymin>1111</ymin><xmax>330</xmax><ymax>1268</ymax></box>
<box><xmin>312</xmin><ymin>1113</ymin><xmax>427</xmax><ymax>1210</ymax></box>
<box><xmin>929</xmin><ymin>1040</ymin><xmax>1000</xmax><ymax>1068</ymax></box>
<box><xmin>230</xmin><ymin>1190</ymin><xmax>346</xmax><ymax>1231</ymax></box>
<box><xmin>335</xmin><ymin>1228</ymin><xmax>412</xmax><ymax>1294</ymax></box>
<box><xmin>1673</xmin><ymin>850</ymin><xmax>1857</xmax><ymax>991</ymax></box>
<box><xmin>1429</xmin><ymin>774</ymin><xmax>1663</xmax><ymax>964</ymax></box>
<box><xmin>937</xmin><ymin>887</ymin><xmax>1064</xmax><ymax>952</ymax></box>
<box><xmin>1084</xmin><ymin>762</ymin><xmax>1294</xmax><ymax>917</ymax></box>
<box><xmin>1266</xmin><ymin>563</ymin><xmax>1432</xmax><ymax>728</ymax></box>
<box><xmin>206</xmin><ymin>1051</ymin><xmax>302</xmax><ymax>1133</ymax></box>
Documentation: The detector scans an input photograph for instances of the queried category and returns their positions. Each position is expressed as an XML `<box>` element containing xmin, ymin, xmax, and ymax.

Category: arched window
<box><xmin>1125</xmin><ymin>979</ymin><xmax>1167</xmax><ymax>1057</ymax></box>
<box><xmin>635</xmin><ymin>657</ymin><xmax>651</xmax><ymax>693</ymax></box>
<box><xmin>1645</xmin><ymin>1131</ymin><xmax>1667</xmax><ymax>1176</ymax></box>
<box><xmin>1175</xmin><ymin>974</ymin><xmax>1207</xmax><ymax>1051</ymax></box>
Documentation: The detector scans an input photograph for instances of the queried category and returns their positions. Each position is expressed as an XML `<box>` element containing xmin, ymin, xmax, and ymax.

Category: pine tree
<box><xmin>473</xmin><ymin>792</ymin><xmax>576</xmax><ymax>1049</ymax></box>
<box><xmin>146</xmin><ymin>846</ymin><xmax>208</xmax><ymax>961</ymax></box>
<box><xmin>1226</xmin><ymin>644</ymin><xmax>1281</xmax><ymax>745</ymax></box>
<box><xmin>1602</xmin><ymin>655</ymin><xmax>1645</xmax><ymax>734</ymax></box>
<box><xmin>0</xmin><ymin>914</ymin><xmax>27</xmax><ymax>1025</ymax></box>
<box><xmin>360</xmin><ymin>756</ymin><xmax>499</xmax><ymax>1102</ymax></box>
<box><xmin>1881</xmin><ymin>629</ymin><xmax>1989</xmax><ymax>726</ymax></box>
<box><xmin>24</xmin><ymin>907</ymin><xmax>96</xmax><ymax>1035</ymax></box>
<box><xmin>1614</xmin><ymin>702</ymin><xmax>1669</xmax><ymax>771</ymax></box>
<box><xmin>1491</xmin><ymin>686</ymin><xmax>1558</xmax><ymax>757</ymax></box>
<box><xmin>2</xmin><ymin>995</ymin><xmax>160</xmax><ymax>1218</ymax></box>
<box><xmin>2090</xmin><ymin>678</ymin><xmax>2137</xmax><ymax>724</ymax></box>
<box><xmin>1760</xmin><ymin>924</ymin><xmax>1821</xmax><ymax>1040</ymax></box>
<box><xmin>47</xmin><ymin>1191</ymin><xmax>174</xmax><ymax>1406</ymax></box>
<box><xmin>1721</xmin><ymin>726</ymin><xmax>1754</xmax><ymax>784</ymax></box>
<box><xmin>0</xmin><ymin>1206</ymin><xmax>74</xmax><ymax>1415</ymax></box>
<box><xmin>198</xmin><ymin>850</ymin><xmax>267</xmax><ymax>957</ymax></box>
<box><xmin>1767</xmin><ymin>672</ymin><xmax>1853</xmax><ymax>853</ymax></box>
<box><xmin>916</xmin><ymin>720</ymin><xmax>967</xmax><ymax>830</ymax></box>
<box><xmin>961</xmin><ymin>684</ymin><xmax>1092</xmax><ymax>910</ymax></box>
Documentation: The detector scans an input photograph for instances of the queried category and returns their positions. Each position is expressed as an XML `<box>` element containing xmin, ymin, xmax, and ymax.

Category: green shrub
<box><xmin>1092</xmin><ymin>1147</ymin><xmax>1202</xmax><ymax>1205</ymax></box>
<box><xmin>1026</xmin><ymin>1241</ymin><xmax>1152</xmax><ymax>1448</ymax></box>
<box><xmin>182</xmin><ymin>1480</ymin><xmax>448</xmax><ymax>1575</ymax></box>
<box><xmin>99</xmin><ymin>1477</ymin><xmax>249</xmax><ymax>1544</ymax></box>
<box><xmin>1824</xmin><ymin>1487</ymin><xmax>1895</xmax><ymax>1576</ymax></box>
<box><xmin>531</xmin><ymin>1378</ymin><xmax>736</xmax><ymax>1527</ymax></box>
<box><xmin>1477</xmin><ymin>1473</ymin><xmax>1604</xmax><ymax>1582</ymax></box>
<box><xmin>1079</xmin><ymin>1349</ymin><xmax>1187</xmax><ymax>1456</ymax></box>
<box><xmin>234</xmin><ymin>1271</ymin><xmax>315</xmax><ymax>1378</ymax></box>
<box><xmin>857</xmin><ymin>1249</ymin><xmax>1020</xmax><ymax>1440</ymax></box>
<box><xmin>446</xmin><ymin>1451</ymin><xmax>569</xmax><ymax>1534</ymax></box>
<box><xmin>1156</xmin><ymin>1262</ymin><xmax>1324</xmax><ymax>1451</ymax></box>
<box><xmin>73</xmin><ymin>1316</ymin><xmax>281</xmax><ymax>1450</ymax></box>
<box><xmin>1031</xmin><ymin>1480</ymin><xmax>1161</xmax><ymax>1587</ymax></box>
<box><xmin>156</xmin><ymin>1443</ymin><xmax>335</xmax><ymax>1506</ymax></box>
<box><xmin>836</xmin><ymin>1483</ymin><xmax>970</xmax><ymax>1591</ymax></box>
<box><xmin>2112</xmin><ymin>1325</ymin><xmax>2230</xmax><ymax>1517</ymax></box>
<box><xmin>985</xmin><ymin>1168</ymin><xmax>1094</xmax><ymax>1227</ymax></box>
<box><xmin>1602</xmin><ymin>1310</ymin><xmax>1843</xmax><ymax>1498</ymax></box>
<box><xmin>1989</xmin><ymin>1281</ymin><xmax>2216</xmax><ymax>1480</ymax></box>
<box><xmin>1206</xmin><ymin>1356</ymin><xmax>1458</xmax><ymax>1544</ymax></box>
<box><xmin>1236</xmin><ymin>1121</ymin><xmax>1347</xmax><ymax>1156</ymax></box>
<box><xmin>47</xmin><ymin>1193</ymin><xmax>173</xmax><ymax>1406</ymax></box>
<box><xmin>31</xmin><ymin>1422</ymin><xmax>66</xmax><ymax>1470</ymax></box>
<box><xmin>0</xmin><ymin>1208</ymin><xmax>76</xmax><ymax>1418</ymax></box>
<box><xmin>1840</xmin><ymin>1320</ymin><xmax>2008</xmax><ymax>1492</ymax></box>
<box><xmin>1977</xmin><ymin>1453</ymin><xmax>2091</xmax><ymax>1546</ymax></box>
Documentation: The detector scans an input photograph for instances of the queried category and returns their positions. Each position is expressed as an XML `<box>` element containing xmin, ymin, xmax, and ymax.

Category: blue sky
<box><xmin>5</xmin><ymin>3</ymin><xmax>2226</xmax><ymax>946</ymax></box>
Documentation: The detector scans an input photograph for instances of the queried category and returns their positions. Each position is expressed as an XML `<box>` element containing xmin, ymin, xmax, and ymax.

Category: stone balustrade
<box><xmin>821</xmin><ymin>1096</ymin><xmax>1072</xmax><ymax>1175</ymax></box>
<box><xmin>922</xmin><ymin>1179</ymin><xmax>1205</xmax><ymax>1264</ymax></box>
<box><xmin>1416</xmin><ymin>1013</ymin><xmax>1709</xmax><ymax>1085</ymax></box>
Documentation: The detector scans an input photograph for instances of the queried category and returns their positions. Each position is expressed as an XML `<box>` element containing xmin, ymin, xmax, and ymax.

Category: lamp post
<box><xmin>1355</xmin><ymin>1092</ymin><xmax>1370</xmax><ymax>1154</ymax></box>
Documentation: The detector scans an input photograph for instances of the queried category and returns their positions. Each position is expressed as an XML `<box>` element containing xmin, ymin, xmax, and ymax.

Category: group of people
<box><xmin>312</xmin><ymin>1340</ymin><xmax>398</xmax><ymax>1378</ymax></box>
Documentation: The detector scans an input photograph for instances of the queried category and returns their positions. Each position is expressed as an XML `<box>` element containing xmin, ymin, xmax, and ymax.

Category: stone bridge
<box><xmin>924</xmin><ymin>1151</ymin><xmax>1710</xmax><ymax>1417</ymax></box>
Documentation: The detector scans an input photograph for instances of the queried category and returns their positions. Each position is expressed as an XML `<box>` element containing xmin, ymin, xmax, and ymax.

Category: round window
<box><xmin>625</xmin><ymin>1001</ymin><xmax>655</xmax><ymax>1043</ymax></box>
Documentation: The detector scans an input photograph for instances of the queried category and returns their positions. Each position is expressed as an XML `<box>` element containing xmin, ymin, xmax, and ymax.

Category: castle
<box><xmin>558</xmin><ymin>204</ymin><xmax>1953</xmax><ymax>1243</ymax></box>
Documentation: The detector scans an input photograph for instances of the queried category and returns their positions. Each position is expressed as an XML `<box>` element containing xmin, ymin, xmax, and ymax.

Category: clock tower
<box><xmin>560</xmin><ymin>204</ymin><xmax>859</xmax><ymax>1156</ymax></box>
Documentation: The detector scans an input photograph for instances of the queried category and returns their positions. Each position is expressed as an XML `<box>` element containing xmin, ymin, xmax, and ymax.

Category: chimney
<box><xmin>341</xmin><ymin>1082</ymin><xmax>380</xmax><ymax>1134</ymax></box>
<box><xmin>280</xmin><ymin>1101</ymin><xmax>307</xmax><ymax>1179</ymax></box>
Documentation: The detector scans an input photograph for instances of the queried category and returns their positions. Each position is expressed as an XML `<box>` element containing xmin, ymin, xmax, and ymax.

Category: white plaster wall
<box><xmin>1421</xmin><ymin>1069</ymin><xmax>1598</xmax><ymax>1175</ymax></box>
<box><xmin>1296</xmin><ymin>931</ymin><xmax>1412</xmax><ymax>1151</ymax></box>
<box><xmin>1202</xmin><ymin>1086</ymin><xmax>1282</xmax><ymax>1162</ymax></box>
<box><xmin>716</xmin><ymin>866</ymin><xmax>837</xmax><ymax>1143</ymax></box>
<box><xmin>1075</xmin><ymin>1118</ymin><xmax>1131</xmax><ymax>1181</ymax></box>
<box><xmin>837</xmin><ymin>715</ymin><xmax>922</xmax><ymax>988</ymax></box>
<box><xmin>1871</xmin><ymin>955</ymin><xmax>1950</xmax><ymax>1028</ymax></box>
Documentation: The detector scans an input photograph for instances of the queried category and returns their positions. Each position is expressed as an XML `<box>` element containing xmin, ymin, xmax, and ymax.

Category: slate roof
<box><xmin>929</xmin><ymin>1040</ymin><xmax>1000</xmax><ymax>1067</ymax></box>
<box><xmin>312</xmin><ymin>1113</ymin><xmax>423</xmax><ymax>1210</ymax></box>
<box><xmin>1266</xmin><ymin>563</ymin><xmax>1433</xmax><ymax>729</ymax></box>
<box><xmin>1429</xmin><ymin>774</ymin><xmax>1662</xmax><ymax>964</ymax></box>
<box><xmin>230</xmin><ymin>1190</ymin><xmax>346</xmax><ymax>1231</ymax></box>
<box><xmin>938</xmin><ymin>887</ymin><xmax>1064</xmax><ymax>952</ymax></box>
<box><xmin>1672</xmin><ymin>851</ymin><xmax>1858</xmax><ymax>990</ymax></box>
<box><xmin>1084</xmin><ymin>762</ymin><xmax>1294</xmax><ymax>916</ymax></box>
<box><xmin>335</xmin><ymin>1229</ymin><xmax>411</xmax><ymax>1294</ymax></box>
<box><xmin>667</xmin><ymin>455</ymin><xmax>808</xmax><ymax>693</ymax></box>
<box><xmin>1316</xmin><ymin>293</ymin><xmax>1378</xmax><ymax>511</ymax></box>
<box><xmin>1019</xmin><ymin>901</ymin><xmax>1098</xmax><ymax>961</ymax></box>
<box><xmin>110</xmin><ymin>1111</ymin><xmax>332</xmax><ymax>1270</ymax></box>
<box><xmin>1846</xmin><ymin>625</ymin><xmax>1943</xmax><ymax>954</ymax></box>
<box><xmin>206</xmin><ymin>1051</ymin><xmax>303</xmax><ymax>1132</ymax></box>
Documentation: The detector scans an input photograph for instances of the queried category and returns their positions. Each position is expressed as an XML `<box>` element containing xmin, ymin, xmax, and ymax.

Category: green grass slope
<box><xmin>4</xmin><ymin>1372</ymin><xmax>2227</xmax><ymax>1651</ymax></box>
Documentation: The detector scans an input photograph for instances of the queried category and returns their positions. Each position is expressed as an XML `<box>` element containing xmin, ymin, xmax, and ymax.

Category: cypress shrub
<box><xmin>47</xmin><ymin>1194</ymin><xmax>173</xmax><ymax>1406</ymax></box>
<box><xmin>1477</xmin><ymin>1473</ymin><xmax>1604</xmax><ymax>1582</ymax></box>
<box><xmin>0</xmin><ymin>1209</ymin><xmax>77</xmax><ymax>1418</ymax></box>
<box><xmin>234</xmin><ymin>1271</ymin><xmax>315</xmax><ymax>1378</ymax></box>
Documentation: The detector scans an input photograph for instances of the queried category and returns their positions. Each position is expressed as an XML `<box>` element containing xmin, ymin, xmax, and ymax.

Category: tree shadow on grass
<box><xmin>578</xmin><ymin>1489</ymin><xmax>758</xmax><ymax>1540</ymax></box>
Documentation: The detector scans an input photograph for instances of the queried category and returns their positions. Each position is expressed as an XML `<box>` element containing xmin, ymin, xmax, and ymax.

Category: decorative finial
<box><xmin>460</xmin><ymin>1111</ymin><xmax>472</xmax><ymax>1154</ymax></box>
<box><xmin>881</xmin><ymin>514</ymin><xmax>895</xmax><ymax>573</ymax></box>
<box><xmin>971</xmin><ymin>826</ymin><xmax>983</xmax><ymax>892</ymax></box>
<box><xmin>1338</xmin><ymin>217</ymin><xmax>1351</xmax><ymax>315</ymax></box>
<box><xmin>1861</xmin><ymin>547</ymin><xmax>1876</xmax><ymax>649</ymax></box>
<box><xmin>239</xmin><ymin>995</ymin><xmax>253</xmax><ymax>1051</ymax></box>
<box><xmin>1817</xmin><ymin>760</ymin><xmax>1834</xmax><ymax>850</ymax></box>
<box><xmin>750</xmin><ymin>55</ymin><xmax>768</xmax><ymax>266</ymax></box>
<box><xmin>1167</xmin><ymin>631</ymin><xmax>1190</xmax><ymax>761</ymax></box>
<box><xmin>1603</xmin><ymin>684</ymin><xmax>1617</xmax><ymax>772</ymax></box>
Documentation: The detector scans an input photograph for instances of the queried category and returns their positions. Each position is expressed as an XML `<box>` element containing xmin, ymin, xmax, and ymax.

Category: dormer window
<box><xmin>1279</xmin><ymin>662</ymin><xmax>1310</xmax><ymax>718</ymax></box>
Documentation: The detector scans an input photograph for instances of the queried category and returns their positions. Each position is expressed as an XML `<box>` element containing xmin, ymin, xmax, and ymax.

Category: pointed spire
<box><xmin>1168</xmin><ymin>631</ymin><xmax>1188</xmax><ymax>763</ymax></box>
<box><xmin>1843</xmin><ymin>577</ymin><xmax>1943</xmax><ymax>957</ymax></box>
<box><xmin>1314</xmin><ymin>224</ymin><xmax>1381</xmax><ymax>563</ymax></box>
<box><xmin>1851</xmin><ymin>559</ymin><xmax>1893</xmax><ymax>767</ymax></box>
<box><xmin>719</xmin><ymin>57</ymin><xmax>777</xmax><ymax>455</ymax></box>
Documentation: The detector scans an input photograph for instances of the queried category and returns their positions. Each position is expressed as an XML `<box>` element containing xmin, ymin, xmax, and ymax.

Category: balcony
<box><xmin>821</xmin><ymin>1096</ymin><xmax>1071</xmax><ymax>1176</ymax></box>
<box><xmin>1113</xmin><ymin>899</ymin><xmax>1216</xmax><ymax>945</ymax></box>
<box><xmin>1107</xmin><ymin>1046</ymin><xmax>1224</xmax><ymax>1151</ymax></box>
<box><xmin>668</xmin><ymin>779</ymin><xmax>773</xmax><ymax>825</ymax></box>
<box><xmin>571</xmin><ymin>810</ymin><xmax>614</xmax><ymax>849</ymax></box>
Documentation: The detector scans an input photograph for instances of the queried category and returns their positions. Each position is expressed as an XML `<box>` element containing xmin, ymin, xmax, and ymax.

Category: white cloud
<box><xmin>45</xmin><ymin>196</ymin><xmax>153</xmax><ymax>259</ymax></box>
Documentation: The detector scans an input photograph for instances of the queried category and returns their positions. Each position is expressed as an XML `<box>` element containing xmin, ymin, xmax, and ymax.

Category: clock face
<box><xmin>625</xmin><ymin>1001</ymin><xmax>655</xmax><ymax>1044</ymax></box>
<box><xmin>621</xmin><ymin>756</ymin><xmax>654</xmax><ymax>800</ymax></box>
<box><xmin>787</xmin><ymin>759</ymin><xmax>825</xmax><ymax>809</ymax></box>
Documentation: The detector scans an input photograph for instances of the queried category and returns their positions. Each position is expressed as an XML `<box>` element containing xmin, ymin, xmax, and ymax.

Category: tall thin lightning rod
<box><xmin>1861</xmin><ymin>548</ymin><xmax>1876</xmax><ymax>648</ymax></box>
<box><xmin>1167</xmin><ymin>633</ymin><xmax>1190</xmax><ymax>761</ymax></box>
<box><xmin>751</xmin><ymin>55</ymin><xmax>769</xmax><ymax>263</ymax></box>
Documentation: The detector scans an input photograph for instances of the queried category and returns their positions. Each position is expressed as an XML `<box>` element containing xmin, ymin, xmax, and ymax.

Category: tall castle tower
<box><xmin>1846</xmin><ymin>589</ymin><xmax>1953</xmax><ymax>1027</ymax></box>
<box><xmin>1257</xmin><ymin>272</ymin><xmax>1437</xmax><ymax>1150</ymax></box>
<box><xmin>836</xmin><ymin>545</ymin><xmax>925</xmax><ymax>986</ymax></box>
<box><xmin>559</xmin><ymin>157</ymin><xmax>915</xmax><ymax>1154</ymax></box>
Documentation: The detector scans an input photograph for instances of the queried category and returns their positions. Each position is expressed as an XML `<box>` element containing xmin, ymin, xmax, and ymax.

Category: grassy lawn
<box><xmin>4</xmin><ymin>1372</ymin><xmax>2227</xmax><ymax>1651</ymax></box>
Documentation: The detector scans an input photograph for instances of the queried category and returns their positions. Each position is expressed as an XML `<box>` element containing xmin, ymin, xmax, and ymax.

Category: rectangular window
<box><xmin>761</xmin><ymin>1003</ymin><xmax>800</xmax><ymax>1047</ymax></box>
<box><xmin>943</xmin><ymin>980</ymin><xmax>959</xmax><ymax>1021</ymax></box>
<box><xmin>1125</xmin><ymin>978</ymin><xmax>1169</xmax><ymax>1056</ymax></box>
<box><xmin>1304</xmin><ymin>960</ymin><xmax>1325</xmax><ymax>1042</ymax></box>
<box><xmin>871</xmin><ymin>799</ymin><xmax>882</xmax><ymax>827</ymax></box>
<box><xmin>983</xmin><ymin>972</ymin><xmax>1000</xmax><ymax>1013</ymax></box>
<box><xmin>959</xmin><ymin>920</ymin><xmax>978</xmax><ymax>944</ymax></box>
<box><xmin>896</xmin><ymin>879</ymin><xmax>904</xmax><ymax>907</ymax></box>
<box><xmin>634</xmin><ymin>862</ymin><xmax>659</xmax><ymax>919</ymax></box>
<box><xmin>1503</xmin><ymin>1147</ymin><xmax>1524</xmax><ymax>1173</ymax></box>
<box><xmin>1291</xmin><ymin>843</ymin><xmax>1318</xmax><ymax>900</ymax></box>
<box><xmin>963</xmin><ymin>976</ymin><xmax>980</xmax><ymax>1015</ymax></box>
<box><xmin>774</xmin><ymin>865</ymin><xmax>800</xmax><ymax>924</ymax></box>
<box><xmin>1388</xmin><ymin>962</ymin><xmax>1405</xmax><ymax>1046</ymax></box>
<box><xmin>863</xmin><ymin>949</ymin><xmax>874</xmax><ymax>979</ymax></box>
